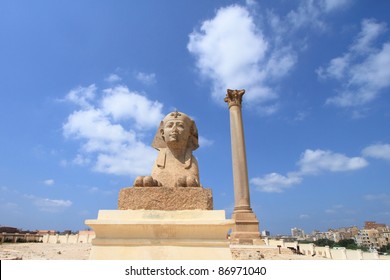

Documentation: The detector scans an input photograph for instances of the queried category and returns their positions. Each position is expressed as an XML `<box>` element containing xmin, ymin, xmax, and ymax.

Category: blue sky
<box><xmin>1</xmin><ymin>0</ymin><xmax>389</xmax><ymax>235</ymax></box>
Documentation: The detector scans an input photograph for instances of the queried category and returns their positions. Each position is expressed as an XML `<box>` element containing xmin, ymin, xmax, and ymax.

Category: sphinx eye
<box><xmin>166</xmin><ymin>122</ymin><xmax>174</xmax><ymax>128</ymax></box>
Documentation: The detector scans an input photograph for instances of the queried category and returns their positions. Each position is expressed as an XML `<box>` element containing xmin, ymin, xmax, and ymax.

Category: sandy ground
<box><xmin>0</xmin><ymin>243</ymin><xmax>326</xmax><ymax>260</ymax></box>
<box><xmin>0</xmin><ymin>243</ymin><xmax>91</xmax><ymax>260</ymax></box>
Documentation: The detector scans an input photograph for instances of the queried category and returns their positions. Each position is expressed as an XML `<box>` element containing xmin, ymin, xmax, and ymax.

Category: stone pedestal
<box><xmin>230</xmin><ymin>212</ymin><xmax>263</xmax><ymax>244</ymax></box>
<box><xmin>118</xmin><ymin>187</ymin><xmax>213</xmax><ymax>210</ymax></box>
<box><xmin>85</xmin><ymin>210</ymin><xmax>234</xmax><ymax>260</ymax></box>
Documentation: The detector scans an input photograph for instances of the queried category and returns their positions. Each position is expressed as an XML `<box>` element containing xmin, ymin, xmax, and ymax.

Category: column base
<box><xmin>230</xmin><ymin>211</ymin><xmax>264</xmax><ymax>245</ymax></box>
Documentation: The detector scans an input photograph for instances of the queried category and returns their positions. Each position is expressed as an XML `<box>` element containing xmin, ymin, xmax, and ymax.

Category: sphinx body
<box><xmin>134</xmin><ymin>111</ymin><xmax>200</xmax><ymax>188</ymax></box>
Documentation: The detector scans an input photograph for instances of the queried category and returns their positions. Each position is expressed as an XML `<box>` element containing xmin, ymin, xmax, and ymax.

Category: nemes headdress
<box><xmin>151</xmin><ymin>111</ymin><xmax>199</xmax><ymax>151</ymax></box>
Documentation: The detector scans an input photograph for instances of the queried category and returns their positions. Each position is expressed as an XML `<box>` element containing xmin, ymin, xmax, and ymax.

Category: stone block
<box><xmin>118</xmin><ymin>186</ymin><xmax>213</xmax><ymax>210</ymax></box>
<box><xmin>230</xmin><ymin>211</ymin><xmax>264</xmax><ymax>244</ymax></box>
<box><xmin>85</xmin><ymin>210</ymin><xmax>234</xmax><ymax>260</ymax></box>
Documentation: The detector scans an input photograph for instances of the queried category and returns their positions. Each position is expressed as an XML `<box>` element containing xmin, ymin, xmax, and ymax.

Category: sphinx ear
<box><xmin>189</xmin><ymin>121</ymin><xmax>199</xmax><ymax>150</ymax></box>
<box><xmin>160</xmin><ymin>128</ymin><xmax>165</xmax><ymax>140</ymax></box>
<box><xmin>151</xmin><ymin>121</ymin><xmax>166</xmax><ymax>150</ymax></box>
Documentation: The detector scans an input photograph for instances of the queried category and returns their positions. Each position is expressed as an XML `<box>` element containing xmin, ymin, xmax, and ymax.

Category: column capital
<box><xmin>224</xmin><ymin>89</ymin><xmax>245</xmax><ymax>108</ymax></box>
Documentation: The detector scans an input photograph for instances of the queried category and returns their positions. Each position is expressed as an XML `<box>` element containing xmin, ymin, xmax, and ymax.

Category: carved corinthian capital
<box><xmin>224</xmin><ymin>89</ymin><xmax>245</xmax><ymax>108</ymax></box>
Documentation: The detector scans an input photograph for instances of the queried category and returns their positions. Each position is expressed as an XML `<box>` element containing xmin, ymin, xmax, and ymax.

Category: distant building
<box><xmin>37</xmin><ymin>230</ymin><xmax>57</xmax><ymax>235</ymax></box>
<box><xmin>356</xmin><ymin>229</ymin><xmax>381</xmax><ymax>249</ymax></box>
<box><xmin>291</xmin><ymin>227</ymin><xmax>305</xmax><ymax>239</ymax></box>
<box><xmin>381</xmin><ymin>229</ymin><xmax>390</xmax><ymax>246</ymax></box>
<box><xmin>261</xmin><ymin>230</ymin><xmax>270</xmax><ymax>237</ymax></box>
<box><xmin>309</xmin><ymin>226</ymin><xmax>360</xmax><ymax>242</ymax></box>
<box><xmin>364</xmin><ymin>221</ymin><xmax>386</xmax><ymax>230</ymax></box>
<box><xmin>0</xmin><ymin>227</ymin><xmax>18</xmax><ymax>233</ymax></box>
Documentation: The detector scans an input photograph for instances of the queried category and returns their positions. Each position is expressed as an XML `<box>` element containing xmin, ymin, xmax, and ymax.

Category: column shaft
<box><xmin>229</xmin><ymin>104</ymin><xmax>251</xmax><ymax>212</ymax></box>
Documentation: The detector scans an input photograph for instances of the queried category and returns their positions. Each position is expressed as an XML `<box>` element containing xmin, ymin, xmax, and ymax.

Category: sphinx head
<box><xmin>152</xmin><ymin>111</ymin><xmax>199</xmax><ymax>151</ymax></box>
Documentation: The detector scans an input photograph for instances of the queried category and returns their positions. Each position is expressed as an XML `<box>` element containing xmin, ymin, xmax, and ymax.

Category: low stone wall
<box><xmin>1</xmin><ymin>233</ymin><xmax>42</xmax><ymax>243</ymax></box>
<box><xmin>299</xmin><ymin>243</ymin><xmax>315</xmax><ymax>256</ymax></box>
<box><xmin>230</xmin><ymin>245</ymin><xmax>294</xmax><ymax>260</ymax></box>
<box><xmin>345</xmin><ymin>248</ymin><xmax>363</xmax><ymax>260</ymax></box>
<box><xmin>313</xmin><ymin>245</ymin><xmax>331</xmax><ymax>258</ymax></box>
<box><xmin>42</xmin><ymin>233</ymin><xmax>95</xmax><ymax>244</ymax></box>
<box><xmin>362</xmin><ymin>252</ymin><xmax>379</xmax><ymax>260</ymax></box>
<box><xmin>267</xmin><ymin>239</ymin><xmax>285</xmax><ymax>247</ymax></box>
<box><xmin>329</xmin><ymin>248</ymin><xmax>347</xmax><ymax>259</ymax></box>
<box><xmin>266</xmin><ymin>238</ymin><xmax>382</xmax><ymax>260</ymax></box>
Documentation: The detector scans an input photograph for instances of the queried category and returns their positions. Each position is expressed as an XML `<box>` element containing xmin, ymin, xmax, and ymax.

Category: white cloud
<box><xmin>318</xmin><ymin>19</ymin><xmax>390</xmax><ymax>107</ymax></box>
<box><xmin>63</xmin><ymin>83</ymin><xmax>163</xmax><ymax>176</ymax></box>
<box><xmin>294</xmin><ymin>111</ymin><xmax>309</xmax><ymax>121</ymax></box>
<box><xmin>252</xmin><ymin>147</ymin><xmax>368</xmax><ymax>192</ymax></box>
<box><xmin>245</xmin><ymin>0</ymin><xmax>257</xmax><ymax>7</ymax></box>
<box><xmin>362</xmin><ymin>143</ymin><xmax>390</xmax><ymax>161</ymax></box>
<box><xmin>87</xmin><ymin>186</ymin><xmax>114</xmax><ymax>196</ymax></box>
<box><xmin>64</xmin><ymin>108</ymin><xmax>134</xmax><ymax>146</ymax></box>
<box><xmin>364</xmin><ymin>193</ymin><xmax>390</xmax><ymax>204</ymax></box>
<box><xmin>88</xmin><ymin>187</ymin><xmax>99</xmax><ymax>193</ymax></box>
<box><xmin>135</xmin><ymin>72</ymin><xmax>156</xmax><ymax>85</ymax></box>
<box><xmin>37</xmin><ymin>198</ymin><xmax>72</xmax><ymax>208</ymax></box>
<box><xmin>102</xmin><ymin>86</ymin><xmax>163</xmax><ymax>129</ymax></box>
<box><xmin>188</xmin><ymin>5</ymin><xmax>296</xmax><ymax>112</ymax></box>
<box><xmin>251</xmin><ymin>172</ymin><xmax>302</xmax><ymax>193</ymax></box>
<box><xmin>265</xmin><ymin>46</ymin><xmax>297</xmax><ymax>79</ymax></box>
<box><xmin>93</xmin><ymin>143</ymin><xmax>157</xmax><ymax>175</ymax></box>
<box><xmin>287</xmin><ymin>0</ymin><xmax>326</xmax><ymax>30</ymax></box>
<box><xmin>72</xmin><ymin>154</ymin><xmax>91</xmax><ymax>166</ymax></box>
<box><xmin>285</xmin><ymin>0</ymin><xmax>351</xmax><ymax>31</ymax></box>
<box><xmin>321</xmin><ymin>0</ymin><xmax>351</xmax><ymax>12</ymax></box>
<box><xmin>351</xmin><ymin>18</ymin><xmax>387</xmax><ymax>53</ymax></box>
<box><xmin>105</xmin><ymin>73</ymin><xmax>122</xmax><ymax>83</ymax></box>
<box><xmin>298</xmin><ymin>149</ymin><xmax>368</xmax><ymax>174</ymax></box>
<box><xmin>43</xmin><ymin>179</ymin><xmax>55</xmax><ymax>186</ymax></box>
<box><xmin>25</xmin><ymin>194</ymin><xmax>72</xmax><ymax>212</ymax></box>
<box><xmin>198</xmin><ymin>136</ymin><xmax>214</xmax><ymax>147</ymax></box>
<box><xmin>64</xmin><ymin>84</ymin><xmax>96</xmax><ymax>109</ymax></box>
<box><xmin>325</xmin><ymin>204</ymin><xmax>346</xmax><ymax>214</ymax></box>
<box><xmin>299</xmin><ymin>214</ymin><xmax>310</xmax><ymax>219</ymax></box>
<box><xmin>317</xmin><ymin>55</ymin><xmax>351</xmax><ymax>80</ymax></box>
<box><xmin>187</xmin><ymin>2</ymin><xmax>354</xmax><ymax>113</ymax></box>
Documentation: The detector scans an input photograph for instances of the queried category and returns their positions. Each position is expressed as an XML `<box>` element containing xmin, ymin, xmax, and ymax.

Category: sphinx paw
<box><xmin>134</xmin><ymin>176</ymin><xmax>161</xmax><ymax>187</ymax></box>
<box><xmin>186</xmin><ymin>176</ymin><xmax>199</xmax><ymax>187</ymax></box>
<box><xmin>175</xmin><ymin>176</ymin><xmax>199</xmax><ymax>187</ymax></box>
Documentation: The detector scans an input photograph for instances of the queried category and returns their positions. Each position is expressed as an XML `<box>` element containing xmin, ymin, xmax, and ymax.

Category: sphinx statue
<box><xmin>134</xmin><ymin>111</ymin><xmax>200</xmax><ymax>188</ymax></box>
<box><xmin>118</xmin><ymin>111</ymin><xmax>212</xmax><ymax>210</ymax></box>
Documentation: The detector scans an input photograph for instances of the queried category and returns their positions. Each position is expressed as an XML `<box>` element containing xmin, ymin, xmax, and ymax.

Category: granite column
<box><xmin>224</xmin><ymin>89</ymin><xmax>261</xmax><ymax>244</ymax></box>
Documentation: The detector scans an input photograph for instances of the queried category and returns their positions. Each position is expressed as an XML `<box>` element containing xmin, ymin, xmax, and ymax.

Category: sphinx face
<box><xmin>161</xmin><ymin>119</ymin><xmax>191</xmax><ymax>147</ymax></box>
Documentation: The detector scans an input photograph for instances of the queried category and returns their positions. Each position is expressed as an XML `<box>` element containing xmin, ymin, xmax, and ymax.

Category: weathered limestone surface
<box><xmin>118</xmin><ymin>186</ymin><xmax>213</xmax><ymax>210</ymax></box>
<box><xmin>85</xmin><ymin>210</ymin><xmax>234</xmax><ymax>260</ymax></box>
<box><xmin>231</xmin><ymin>212</ymin><xmax>261</xmax><ymax>244</ymax></box>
